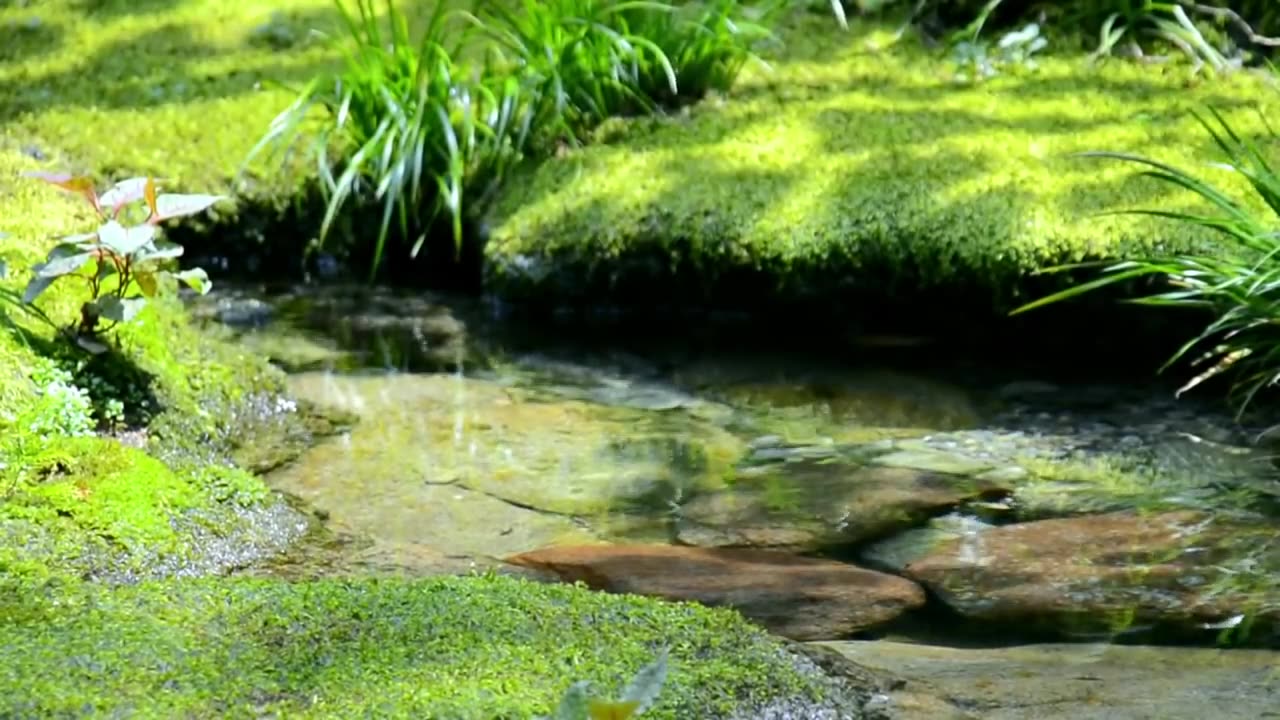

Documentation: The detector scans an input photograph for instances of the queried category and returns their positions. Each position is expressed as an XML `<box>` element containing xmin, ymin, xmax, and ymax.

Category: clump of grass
<box><xmin>872</xmin><ymin>0</ymin><xmax>1279</xmax><ymax>72</ymax></box>
<box><xmin>463</xmin><ymin>0</ymin><xmax>778</xmax><ymax>144</ymax></box>
<box><xmin>1013</xmin><ymin>104</ymin><xmax>1280</xmax><ymax>415</ymax></box>
<box><xmin>246</xmin><ymin>0</ymin><xmax>536</xmax><ymax>281</ymax></box>
<box><xmin>247</xmin><ymin>0</ymin><xmax>776</xmax><ymax>281</ymax></box>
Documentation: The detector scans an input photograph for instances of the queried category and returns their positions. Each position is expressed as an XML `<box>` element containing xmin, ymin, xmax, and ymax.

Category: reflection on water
<box><xmin>195</xmin><ymin>286</ymin><xmax>1280</xmax><ymax>659</ymax></box>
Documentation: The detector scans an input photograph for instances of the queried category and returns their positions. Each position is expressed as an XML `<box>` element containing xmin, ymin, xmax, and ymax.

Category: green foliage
<box><xmin>190</xmin><ymin>464</ymin><xmax>272</xmax><ymax>507</ymax></box>
<box><xmin>0</xmin><ymin>232</ymin><xmax>60</xmax><ymax>339</ymax></box>
<box><xmin>0</xmin><ymin>359</ymin><xmax>96</xmax><ymax>488</ymax></box>
<box><xmin>465</xmin><ymin>0</ymin><xmax>777</xmax><ymax>143</ymax></box>
<box><xmin>852</xmin><ymin>0</ymin><xmax>1279</xmax><ymax>72</ymax></box>
<box><xmin>0</xmin><ymin>574</ymin><xmax>846</xmax><ymax>719</ymax></box>
<box><xmin>1013</xmin><ymin>105</ymin><xmax>1280</xmax><ymax>413</ymax></box>
<box><xmin>248</xmin><ymin>0</ymin><xmax>535</xmax><ymax>281</ymax></box>
<box><xmin>950</xmin><ymin>19</ymin><xmax>1047</xmax><ymax>81</ymax></box>
<box><xmin>20</xmin><ymin>174</ymin><xmax>222</xmax><ymax>354</ymax></box>
<box><xmin>248</xmin><ymin>0</ymin><xmax>775</xmax><ymax>281</ymax></box>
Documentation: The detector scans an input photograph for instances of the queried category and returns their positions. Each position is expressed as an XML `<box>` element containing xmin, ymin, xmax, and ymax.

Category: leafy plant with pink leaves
<box><xmin>23</xmin><ymin>172</ymin><xmax>225</xmax><ymax>353</ymax></box>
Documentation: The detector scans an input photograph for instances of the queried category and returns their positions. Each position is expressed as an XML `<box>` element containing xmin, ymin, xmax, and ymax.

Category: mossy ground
<box><xmin>0</xmin><ymin>572</ymin><xmax>858</xmax><ymax>719</ymax></box>
<box><xmin>0</xmin><ymin>7</ymin><xmax>872</xmax><ymax>716</ymax></box>
<box><xmin>0</xmin><ymin>0</ymin><xmax>348</xmax><ymax>590</ymax></box>
<box><xmin>486</xmin><ymin>14</ymin><xmax>1280</xmax><ymax>316</ymax></box>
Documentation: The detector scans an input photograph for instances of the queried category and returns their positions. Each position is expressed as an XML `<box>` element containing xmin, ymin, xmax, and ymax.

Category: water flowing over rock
<box><xmin>858</xmin><ymin>513</ymin><xmax>998</xmax><ymax>573</ymax></box>
<box><xmin>270</xmin><ymin>372</ymin><xmax>751</xmax><ymax>563</ymax></box>
<box><xmin>675</xmin><ymin>457</ymin><xmax>1010</xmax><ymax>552</ymax></box>
<box><xmin>903</xmin><ymin>510</ymin><xmax>1280</xmax><ymax>643</ymax></box>
<box><xmin>506</xmin><ymin>544</ymin><xmax>927</xmax><ymax>640</ymax></box>
<box><xmin>815</xmin><ymin>640</ymin><xmax>1280</xmax><ymax>720</ymax></box>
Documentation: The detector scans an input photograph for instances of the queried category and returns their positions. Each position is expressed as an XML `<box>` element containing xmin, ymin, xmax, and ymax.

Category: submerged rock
<box><xmin>275</xmin><ymin>372</ymin><xmax>747</xmax><ymax>563</ymax></box>
<box><xmin>815</xmin><ymin>639</ymin><xmax>1280</xmax><ymax>720</ymax></box>
<box><xmin>711</xmin><ymin>371</ymin><xmax>982</xmax><ymax>431</ymax></box>
<box><xmin>903</xmin><ymin>510</ymin><xmax>1280</xmax><ymax>643</ymax></box>
<box><xmin>871</xmin><ymin>448</ymin><xmax>995</xmax><ymax>476</ymax></box>
<box><xmin>858</xmin><ymin>513</ymin><xmax>997</xmax><ymax>573</ymax></box>
<box><xmin>506</xmin><ymin>543</ymin><xmax>927</xmax><ymax>640</ymax></box>
<box><xmin>675</xmin><ymin>458</ymin><xmax>1009</xmax><ymax>552</ymax></box>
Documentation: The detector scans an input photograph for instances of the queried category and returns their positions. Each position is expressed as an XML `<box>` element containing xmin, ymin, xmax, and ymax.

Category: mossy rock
<box><xmin>0</xmin><ymin>573</ymin><xmax>876</xmax><ymax>719</ymax></box>
<box><xmin>0</xmin><ymin>435</ymin><xmax>305</xmax><ymax>590</ymax></box>
<box><xmin>484</xmin><ymin>16</ymin><xmax>1280</xmax><ymax>320</ymax></box>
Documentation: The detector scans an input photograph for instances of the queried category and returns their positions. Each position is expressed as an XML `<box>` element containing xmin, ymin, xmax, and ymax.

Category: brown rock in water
<box><xmin>506</xmin><ymin>544</ymin><xmax>927</xmax><ymax>641</ymax></box>
<box><xmin>904</xmin><ymin>510</ymin><xmax>1280</xmax><ymax>639</ymax></box>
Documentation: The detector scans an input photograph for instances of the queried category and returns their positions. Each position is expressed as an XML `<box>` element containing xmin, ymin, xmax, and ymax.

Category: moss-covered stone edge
<box><xmin>481</xmin><ymin>18</ymin><xmax>1280</xmax><ymax>321</ymax></box>
<box><xmin>0</xmin><ymin>572</ymin><xmax>877</xmax><ymax>719</ymax></box>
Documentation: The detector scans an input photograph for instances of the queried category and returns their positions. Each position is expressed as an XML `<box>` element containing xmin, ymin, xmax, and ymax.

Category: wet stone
<box><xmin>674</xmin><ymin>458</ymin><xmax>1009</xmax><ymax>552</ymax></box>
<box><xmin>974</xmin><ymin>466</ymin><xmax>1029</xmax><ymax>483</ymax></box>
<box><xmin>903</xmin><ymin>510</ymin><xmax>1280</xmax><ymax>643</ymax></box>
<box><xmin>858</xmin><ymin>513</ymin><xmax>997</xmax><ymax>573</ymax></box>
<box><xmin>506</xmin><ymin>543</ymin><xmax>927</xmax><ymax>641</ymax></box>
<box><xmin>871</xmin><ymin>448</ymin><xmax>995</xmax><ymax>476</ymax></box>
<box><xmin>814</xmin><ymin>640</ymin><xmax>1280</xmax><ymax>720</ymax></box>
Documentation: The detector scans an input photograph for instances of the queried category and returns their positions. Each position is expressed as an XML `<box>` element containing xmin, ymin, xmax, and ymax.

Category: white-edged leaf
<box><xmin>94</xmin><ymin>295</ymin><xmax>149</xmax><ymax>323</ymax></box>
<box><xmin>135</xmin><ymin>240</ymin><xmax>185</xmax><ymax>262</ymax></box>
<box><xmin>23</xmin><ymin>275</ymin><xmax>58</xmax><ymax>303</ymax></box>
<box><xmin>620</xmin><ymin>649</ymin><xmax>669</xmax><ymax>714</ymax></box>
<box><xmin>97</xmin><ymin>177</ymin><xmax>150</xmax><ymax>212</ymax></box>
<box><xmin>154</xmin><ymin>193</ymin><xmax>228</xmax><ymax>221</ymax></box>
<box><xmin>75</xmin><ymin>335</ymin><xmax>110</xmax><ymax>354</ymax></box>
<box><xmin>551</xmin><ymin>681</ymin><xmax>591</xmax><ymax>720</ymax></box>
<box><xmin>97</xmin><ymin>220</ymin><xmax>157</xmax><ymax>257</ymax></box>
<box><xmin>34</xmin><ymin>251</ymin><xmax>94</xmax><ymax>279</ymax></box>
<box><xmin>57</xmin><ymin>231</ymin><xmax>100</xmax><ymax>247</ymax></box>
<box><xmin>172</xmin><ymin>267</ymin><xmax>212</xmax><ymax>294</ymax></box>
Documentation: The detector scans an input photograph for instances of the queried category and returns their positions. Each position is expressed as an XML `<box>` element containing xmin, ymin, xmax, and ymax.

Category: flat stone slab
<box><xmin>506</xmin><ymin>543</ymin><xmax>927</xmax><ymax>640</ymax></box>
<box><xmin>815</xmin><ymin>640</ymin><xmax>1280</xmax><ymax>720</ymax></box>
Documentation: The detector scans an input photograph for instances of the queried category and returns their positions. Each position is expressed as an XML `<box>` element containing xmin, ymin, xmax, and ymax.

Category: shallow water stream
<box><xmin>194</xmin><ymin>284</ymin><xmax>1280</xmax><ymax>718</ymax></box>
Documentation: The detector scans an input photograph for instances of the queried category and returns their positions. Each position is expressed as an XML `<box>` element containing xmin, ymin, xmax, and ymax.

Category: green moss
<box><xmin>0</xmin><ymin>573</ymin><xmax>856</xmax><ymax>719</ymax></box>
<box><xmin>0</xmin><ymin>431</ymin><xmax>299</xmax><ymax>593</ymax></box>
<box><xmin>1</xmin><ymin>436</ymin><xmax>198</xmax><ymax>551</ymax></box>
<box><xmin>485</xmin><ymin>16</ymin><xmax>1280</xmax><ymax>312</ymax></box>
<box><xmin>0</xmin><ymin>0</ymin><xmax>347</xmax><ymax>588</ymax></box>
<box><xmin>0</xmin><ymin>0</ymin><xmax>342</xmax><ymax>201</ymax></box>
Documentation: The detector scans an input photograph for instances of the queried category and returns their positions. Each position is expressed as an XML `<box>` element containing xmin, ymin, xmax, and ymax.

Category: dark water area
<box><xmin>193</xmin><ymin>280</ymin><xmax>1215</xmax><ymax>386</ymax></box>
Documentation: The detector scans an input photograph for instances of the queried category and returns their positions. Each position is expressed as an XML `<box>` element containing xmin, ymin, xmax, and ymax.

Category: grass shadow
<box><xmin>0</xmin><ymin>15</ymin><xmax>66</xmax><ymax>65</ymax></box>
<box><xmin>0</xmin><ymin>14</ymin><xmax>343</xmax><ymax>122</ymax></box>
<box><xmin>72</xmin><ymin>0</ymin><xmax>186</xmax><ymax>17</ymax></box>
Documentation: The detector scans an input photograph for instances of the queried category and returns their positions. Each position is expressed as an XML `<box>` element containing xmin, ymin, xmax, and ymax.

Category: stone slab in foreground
<box><xmin>816</xmin><ymin>639</ymin><xmax>1280</xmax><ymax>720</ymax></box>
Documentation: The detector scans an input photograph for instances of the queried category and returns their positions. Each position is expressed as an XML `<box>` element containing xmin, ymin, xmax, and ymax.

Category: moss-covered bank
<box><xmin>0</xmin><ymin>572</ymin><xmax>872</xmax><ymax>719</ymax></box>
<box><xmin>0</xmin><ymin>0</ymin><xmax>353</xmax><ymax>591</ymax></box>
<box><xmin>485</xmin><ymin>18</ymin><xmax>1280</xmax><ymax>321</ymax></box>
